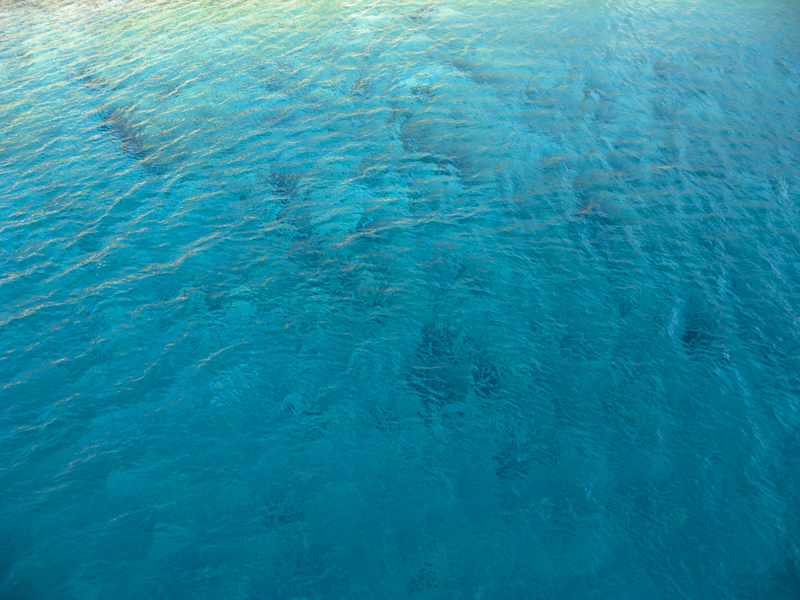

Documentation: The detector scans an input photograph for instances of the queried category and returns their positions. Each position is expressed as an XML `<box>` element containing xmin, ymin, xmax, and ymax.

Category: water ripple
<box><xmin>1</xmin><ymin>0</ymin><xmax>799</xmax><ymax>599</ymax></box>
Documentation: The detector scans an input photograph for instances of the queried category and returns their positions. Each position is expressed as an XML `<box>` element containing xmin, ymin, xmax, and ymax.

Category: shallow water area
<box><xmin>1</xmin><ymin>0</ymin><xmax>799</xmax><ymax>598</ymax></box>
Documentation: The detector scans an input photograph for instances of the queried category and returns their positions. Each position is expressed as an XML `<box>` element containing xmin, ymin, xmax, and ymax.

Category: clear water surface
<box><xmin>1</xmin><ymin>0</ymin><xmax>799</xmax><ymax>598</ymax></box>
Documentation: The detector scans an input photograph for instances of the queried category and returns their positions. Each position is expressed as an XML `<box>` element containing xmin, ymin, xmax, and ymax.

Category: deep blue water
<box><xmin>1</xmin><ymin>0</ymin><xmax>799</xmax><ymax>598</ymax></box>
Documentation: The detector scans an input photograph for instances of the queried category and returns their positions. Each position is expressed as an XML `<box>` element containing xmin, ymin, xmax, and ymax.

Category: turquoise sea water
<box><xmin>1</xmin><ymin>0</ymin><xmax>799</xmax><ymax>597</ymax></box>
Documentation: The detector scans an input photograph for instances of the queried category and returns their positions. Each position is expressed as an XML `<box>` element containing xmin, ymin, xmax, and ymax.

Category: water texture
<box><xmin>1</xmin><ymin>0</ymin><xmax>799</xmax><ymax>598</ymax></box>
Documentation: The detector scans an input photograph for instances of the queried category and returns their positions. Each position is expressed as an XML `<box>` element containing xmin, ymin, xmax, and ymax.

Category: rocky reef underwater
<box><xmin>1</xmin><ymin>1</ymin><xmax>799</xmax><ymax>599</ymax></box>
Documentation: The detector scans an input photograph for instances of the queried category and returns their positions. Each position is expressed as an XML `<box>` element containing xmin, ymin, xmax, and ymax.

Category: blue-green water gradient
<box><xmin>1</xmin><ymin>0</ymin><xmax>799</xmax><ymax>598</ymax></box>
